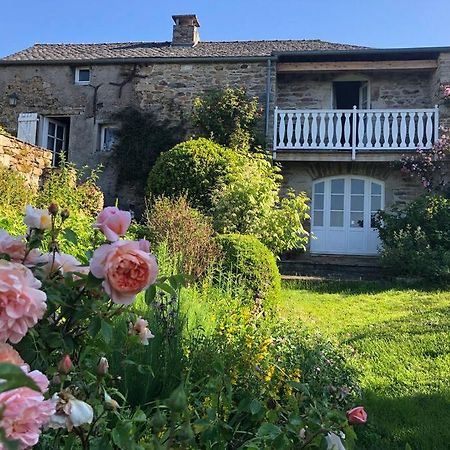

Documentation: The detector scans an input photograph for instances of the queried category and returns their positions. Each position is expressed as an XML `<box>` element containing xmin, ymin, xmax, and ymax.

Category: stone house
<box><xmin>0</xmin><ymin>14</ymin><xmax>449</xmax><ymax>259</ymax></box>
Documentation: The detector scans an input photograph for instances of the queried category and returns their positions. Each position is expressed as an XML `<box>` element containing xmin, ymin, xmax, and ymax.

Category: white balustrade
<box><xmin>274</xmin><ymin>107</ymin><xmax>439</xmax><ymax>153</ymax></box>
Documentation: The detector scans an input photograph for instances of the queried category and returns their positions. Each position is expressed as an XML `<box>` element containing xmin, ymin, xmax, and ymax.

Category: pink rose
<box><xmin>41</xmin><ymin>252</ymin><xmax>86</xmax><ymax>275</ymax></box>
<box><xmin>0</xmin><ymin>230</ymin><xmax>43</xmax><ymax>267</ymax></box>
<box><xmin>90</xmin><ymin>240</ymin><xmax>158</xmax><ymax>305</ymax></box>
<box><xmin>129</xmin><ymin>317</ymin><xmax>154</xmax><ymax>345</ymax></box>
<box><xmin>0</xmin><ymin>348</ymin><xmax>54</xmax><ymax>449</ymax></box>
<box><xmin>0</xmin><ymin>260</ymin><xmax>47</xmax><ymax>344</ymax></box>
<box><xmin>346</xmin><ymin>406</ymin><xmax>367</xmax><ymax>425</ymax></box>
<box><xmin>93</xmin><ymin>207</ymin><xmax>131</xmax><ymax>242</ymax></box>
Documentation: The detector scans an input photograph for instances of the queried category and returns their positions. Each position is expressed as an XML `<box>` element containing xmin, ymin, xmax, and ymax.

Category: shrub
<box><xmin>144</xmin><ymin>196</ymin><xmax>220</xmax><ymax>279</ymax></box>
<box><xmin>147</xmin><ymin>138</ymin><xmax>244</xmax><ymax>211</ymax></box>
<box><xmin>375</xmin><ymin>195</ymin><xmax>450</xmax><ymax>279</ymax></box>
<box><xmin>112</xmin><ymin>107</ymin><xmax>185</xmax><ymax>184</ymax></box>
<box><xmin>192</xmin><ymin>87</ymin><xmax>263</xmax><ymax>150</ymax></box>
<box><xmin>211</xmin><ymin>153</ymin><xmax>310</xmax><ymax>255</ymax></box>
<box><xmin>0</xmin><ymin>166</ymin><xmax>34</xmax><ymax>234</ymax></box>
<box><xmin>215</xmin><ymin>234</ymin><xmax>281</xmax><ymax>308</ymax></box>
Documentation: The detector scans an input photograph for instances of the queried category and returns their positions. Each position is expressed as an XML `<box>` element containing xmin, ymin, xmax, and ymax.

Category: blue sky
<box><xmin>1</xmin><ymin>0</ymin><xmax>449</xmax><ymax>57</ymax></box>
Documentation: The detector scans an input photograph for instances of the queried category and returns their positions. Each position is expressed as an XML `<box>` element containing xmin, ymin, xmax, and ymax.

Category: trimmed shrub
<box><xmin>215</xmin><ymin>234</ymin><xmax>281</xmax><ymax>308</ymax></box>
<box><xmin>375</xmin><ymin>195</ymin><xmax>450</xmax><ymax>279</ymax></box>
<box><xmin>144</xmin><ymin>196</ymin><xmax>220</xmax><ymax>279</ymax></box>
<box><xmin>147</xmin><ymin>138</ymin><xmax>244</xmax><ymax>211</ymax></box>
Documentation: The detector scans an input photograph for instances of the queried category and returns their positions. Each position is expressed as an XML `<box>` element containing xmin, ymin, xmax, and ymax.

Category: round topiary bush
<box><xmin>147</xmin><ymin>138</ymin><xmax>244</xmax><ymax>212</ymax></box>
<box><xmin>215</xmin><ymin>234</ymin><xmax>281</xmax><ymax>309</ymax></box>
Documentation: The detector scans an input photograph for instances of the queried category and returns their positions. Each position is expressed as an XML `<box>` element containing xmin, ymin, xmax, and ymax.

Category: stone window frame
<box><xmin>75</xmin><ymin>67</ymin><xmax>91</xmax><ymax>85</ymax></box>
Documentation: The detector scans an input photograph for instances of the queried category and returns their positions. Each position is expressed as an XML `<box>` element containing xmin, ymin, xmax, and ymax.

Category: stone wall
<box><xmin>276</xmin><ymin>71</ymin><xmax>434</xmax><ymax>110</ymax></box>
<box><xmin>0</xmin><ymin>133</ymin><xmax>52</xmax><ymax>188</ymax></box>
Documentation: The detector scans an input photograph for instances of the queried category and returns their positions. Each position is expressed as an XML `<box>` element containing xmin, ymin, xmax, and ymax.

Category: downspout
<box><xmin>264</xmin><ymin>58</ymin><xmax>273</xmax><ymax>158</ymax></box>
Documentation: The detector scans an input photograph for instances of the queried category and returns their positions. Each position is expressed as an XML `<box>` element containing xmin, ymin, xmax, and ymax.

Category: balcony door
<box><xmin>311</xmin><ymin>176</ymin><xmax>383</xmax><ymax>255</ymax></box>
<box><xmin>333</xmin><ymin>80</ymin><xmax>370</xmax><ymax>109</ymax></box>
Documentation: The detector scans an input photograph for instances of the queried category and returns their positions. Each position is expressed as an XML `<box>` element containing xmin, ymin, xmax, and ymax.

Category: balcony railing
<box><xmin>273</xmin><ymin>106</ymin><xmax>439</xmax><ymax>159</ymax></box>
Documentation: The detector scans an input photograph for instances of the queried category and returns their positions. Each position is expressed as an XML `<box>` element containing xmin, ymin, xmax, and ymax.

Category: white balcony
<box><xmin>273</xmin><ymin>107</ymin><xmax>439</xmax><ymax>160</ymax></box>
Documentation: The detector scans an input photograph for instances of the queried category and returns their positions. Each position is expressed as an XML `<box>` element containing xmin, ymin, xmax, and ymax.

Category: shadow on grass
<box><xmin>356</xmin><ymin>391</ymin><xmax>450</xmax><ymax>450</ymax></box>
<box><xmin>282</xmin><ymin>278</ymin><xmax>448</xmax><ymax>295</ymax></box>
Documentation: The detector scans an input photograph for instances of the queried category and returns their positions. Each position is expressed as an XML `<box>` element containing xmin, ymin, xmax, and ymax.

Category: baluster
<box><xmin>286</xmin><ymin>113</ymin><xmax>294</xmax><ymax>148</ymax></box>
<box><xmin>327</xmin><ymin>112</ymin><xmax>334</xmax><ymax>147</ymax></box>
<box><xmin>382</xmin><ymin>112</ymin><xmax>390</xmax><ymax>148</ymax></box>
<box><xmin>303</xmin><ymin>113</ymin><xmax>311</xmax><ymax>147</ymax></box>
<box><xmin>318</xmin><ymin>112</ymin><xmax>326</xmax><ymax>148</ymax></box>
<box><xmin>425</xmin><ymin>112</ymin><xmax>433</xmax><ymax>148</ymax></box>
<box><xmin>335</xmin><ymin>112</ymin><xmax>342</xmax><ymax>148</ymax></box>
<box><xmin>366</xmin><ymin>112</ymin><xmax>373</xmax><ymax>148</ymax></box>
<box><xmin>343</xmin><ymin>112</ymin><xmax>351</xmax><ymax>148</ymax></box>
<box><xmin>391</xmin><ymin>112</ymin><xmax>399</xmax><ymax>148</ymax></box>
<box><xmin>417</xmin><ymin>112</ymin><xmax>425</xmax><ymax>148</ymax></box>
<box><xmin>278</xmin><ymin>113</ymin><xmax>286</xmax><ymax>148</ymax></box>
<box><xmin>311</xmin><ymin>112</ymin><xmax>318</xmax><ymax>147</ymax></box>
<box><xmin>373</xmin><ymin>112</ymin><xmax>381</xmax><ymax>148</ymax></box>
<box><xmin>399</xmin><ymin>112</ymin><xmax>407</xmax><ymax>148</ymax></box>
<box><xmin>357</xmin><ymin>112</ymin><xmax>365</xmax><ymax>148</ymax></box>
<box><xmin>294</xmin><ymin>113</ymin><xmax>301</xmax><ymax>148</ymax></box>
<box><xmin>407</xmin><ymin>112</ymin><xmax>415</xmax><ymax>148</ymax></box>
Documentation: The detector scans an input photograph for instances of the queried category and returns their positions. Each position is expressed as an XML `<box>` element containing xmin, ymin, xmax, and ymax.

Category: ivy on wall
<box><xmin>111</xmin><ymin>107</ymin><xmax>186</xmax><ymax>185</ymax></box>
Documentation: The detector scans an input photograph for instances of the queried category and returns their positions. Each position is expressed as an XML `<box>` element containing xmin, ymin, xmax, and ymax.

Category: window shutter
<box><xmin>17</xmin><ymin>113</ymin><xmax>39</xmax><ymax>145</ymax></box>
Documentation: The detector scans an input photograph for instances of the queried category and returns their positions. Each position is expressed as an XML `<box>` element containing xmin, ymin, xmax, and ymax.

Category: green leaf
<box><xmin>100</xmin><ymin>320</ymin><xmax>113</xmax><ymax>344</ymax></box>
<box><xmin>156</xmin><ymin>281</ymin><xmax>176</xmax><ymax>296</ymax></box>
<box><xmin>62</xmin><ymin>228</ymin><xmax>78</xmax><ymax>244</ymax></box>
<box><xmin>112</xmin><ymin>422</ymin><xmax>135</xmax><ymax>450</ymax></box>
<box><xmin>257</xmin><ymin>423</ymin><xmax>281</xmax><ymax>440</ymax></box>
<box><xmin>88</xmin><ymin>316</ymin><xmax>102</xmax><ymax>337</ymax></box>
<box><xmin>0</xmin><ymin>363</ymin><xmax>40</xmax><ymax>394</ymax></box>
<box><xmin>145</xmin><ymin>284</ymin><xmax>156</xmax><ymax>305</ymax></box>
<box><xmin>249</xmin><ymin>399</ymin><xmax>263</xmax><ymax>415</ymax></box>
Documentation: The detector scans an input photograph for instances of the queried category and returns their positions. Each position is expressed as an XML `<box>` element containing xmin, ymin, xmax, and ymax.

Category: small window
<box><xmin>99</xmin><ymin>125</ymin><xmax>118</xmax><ymax>152</ymax></box>
<box><xmin>75</xmin><ymin>67</ymin><xmax>91</xmax><ymax>85</ymax></box>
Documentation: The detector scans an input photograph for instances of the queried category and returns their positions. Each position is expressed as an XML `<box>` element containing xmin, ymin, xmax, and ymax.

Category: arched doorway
<box><xmin>311</xmin><ymin>176</ymin><xmax>384</xmax><ymax>255</ymax></box>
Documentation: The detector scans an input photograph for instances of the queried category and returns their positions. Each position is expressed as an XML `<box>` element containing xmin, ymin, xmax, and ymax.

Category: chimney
<box><xmin>172</xmin><ymin>14</ymin><xmax>200</xmax><ymax>47</ymax></box>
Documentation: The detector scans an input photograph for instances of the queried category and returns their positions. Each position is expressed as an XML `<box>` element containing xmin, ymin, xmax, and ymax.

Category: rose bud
<box><xmin>346</xmin><ymin>406</ymin><xmax>368</xmax><ymax>425</ymax></box>
<box><xmin>58</xmin><ymin>355</ymin><xmax>73</xmax><ymax>374</ymax></box>
<box><xmin>97</xmin><ymin>357</ymin><xmax>109</xmax><ymax>376</ymax></box>
<box><xmin>61</xmin><ymin>209</ymin><xmax>70</xmax><ymax>220</ymax></box>
<box><xmin>48</xmin><ymin>203</ymin><xmax>59</xmax><ymax>216</ymax></box>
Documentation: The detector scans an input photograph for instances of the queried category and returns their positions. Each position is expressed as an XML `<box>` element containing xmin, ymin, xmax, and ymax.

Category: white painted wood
<box><xmin>274</xmin><ymin>108</ymin><xmax>437</xmax><ymax>153</ymax></box>
<box><xmin>17</xmin><ymin>113</ymin><xmax>39</xmax><ymax>145</ymax></box>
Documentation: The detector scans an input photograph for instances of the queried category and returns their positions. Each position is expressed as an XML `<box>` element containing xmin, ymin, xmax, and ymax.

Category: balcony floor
<box><xmin>273</xmin><ymin>149</ymin><xmax>413</xmax><ymax>162</ymax></box>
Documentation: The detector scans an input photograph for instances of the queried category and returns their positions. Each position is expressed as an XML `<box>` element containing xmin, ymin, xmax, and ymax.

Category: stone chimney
<box><xmin>172</xmin><ymin>14</ymin><xmax>200</xmax><ymax>47</ymax></box>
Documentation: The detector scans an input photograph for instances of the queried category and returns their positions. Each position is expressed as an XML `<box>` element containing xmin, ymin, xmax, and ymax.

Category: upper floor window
<box><xmin>75</xmin><ymin>67</ymin><xmax>91</xmax><ymax>85</ymax></box>
<box><xmin>99</xmin><ymin>125</ymin><xmax>119</xmax><ymax>152</ymax></box>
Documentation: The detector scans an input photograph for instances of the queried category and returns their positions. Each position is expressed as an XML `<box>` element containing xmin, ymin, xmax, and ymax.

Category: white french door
<box><xmin>311</xmin><ymin>176</ymin><xmax>384</xmax><ymax>255</ymax></box>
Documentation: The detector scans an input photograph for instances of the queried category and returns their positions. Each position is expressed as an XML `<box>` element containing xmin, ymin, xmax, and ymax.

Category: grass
<box><xmin>279</xmin><ymin>280</ymin><xmax>450</xmax><ymax>450</ymax></box>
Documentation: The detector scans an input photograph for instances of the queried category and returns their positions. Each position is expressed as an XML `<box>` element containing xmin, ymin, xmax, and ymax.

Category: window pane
<box><xmin>351</xmin><ymin>179</ymin><xmax>365</xmax><ymax>195</ymax></box>
<box><xmin>350</xmin><ymin>212</ymin><xmax>364</xmax><ymax>228</ymax></box>
<box><xmin>48</xmin><ymin>122</ymin><xmax>55</xmax><ymax>136</ymax></box>
<box><xmin>372</xmin><ymin>182</ymin><xmax>382</xmax><ymax>195</ymax></box>
<box><xmin>331</xmin><ymin>194</ymin><xmax>344</xmax><ymax>210</ymax></box>
<box><xmin>314</xmin><ymin>194</ymin><xmax>324</xmax><ymax>210</ymax></box>
<box><xmin>47</xmin><ymin>136</ymin><xmax>55</xmax><ymax>150</ymax></box>
<box><xmin>313</xmin><ymin>211</ymin><xmax>323</xmax><ymax>226</ymax></box>
<box><xmin>56</xmin><ymin>125</ymin><xmax>64</xmax><ymax>139</ymax></box>
<box><xmin>55</xmin><ymin>139</ymin><xmax>63</xmax><ymax>152</ymax></box>
<box><xmin>351</xmin><ymin>195</ymin><xmax>364</xmax><ymax>211</ymax></box>
<box><xmin>331</xmin><ymin>179</ymin><xmax>344</xmax><ymax>194</ymax></box>
<box><xmin>330</xmin><ymin>211</ymin><xmax>343</xmax><ymax>227</ymax></box>
<box><xmin>371</xmin><ymin>196</ymin><xmax>381</xmax><ymax>211</ymax></box>
<box><xmin>314</xmin><ymin>181</ymin><xmax>324</xmax><ymax>194</ymax></box>
<box><xmin>78</xmin><ymin>69</ymin><xmax>90</xmax><ymax>82</ymax></box>
<box><xmin>102</xmin><ymin>127</ymin><xmax>118</xmax><ymax>151</ymax></box>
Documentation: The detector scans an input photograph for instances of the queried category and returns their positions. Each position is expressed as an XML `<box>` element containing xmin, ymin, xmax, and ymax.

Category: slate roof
<box><xmin>2</xmin><ymin>40</ymin><xmax>365</xmax><ymax>62</ymax></box>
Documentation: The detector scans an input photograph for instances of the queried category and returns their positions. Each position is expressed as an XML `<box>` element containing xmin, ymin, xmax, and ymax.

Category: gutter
<box><xmin>0</xmin><ymin>55</ymin><xmax>278</xmax><ymax>66</ymax></box>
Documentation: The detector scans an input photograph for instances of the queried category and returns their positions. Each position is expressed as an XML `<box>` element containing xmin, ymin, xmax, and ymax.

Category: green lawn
<box><xmin>280</xmin><ymin>280</ymin><xmax>450</xmax><ymax>450</ymax></box>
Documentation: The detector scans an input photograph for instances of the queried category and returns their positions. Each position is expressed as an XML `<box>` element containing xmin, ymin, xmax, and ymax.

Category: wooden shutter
<box><xmin>17</xmin><ymin>113</ymin><xmax>39</xmax><ymax>144</ymax></box>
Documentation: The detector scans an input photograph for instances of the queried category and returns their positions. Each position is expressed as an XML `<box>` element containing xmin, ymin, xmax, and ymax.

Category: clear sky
<box><xmin>1</xmin><ymin>0</ymin><xmax>450</xmax><ymax>58</ymax></box>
